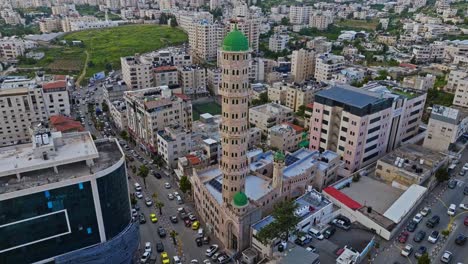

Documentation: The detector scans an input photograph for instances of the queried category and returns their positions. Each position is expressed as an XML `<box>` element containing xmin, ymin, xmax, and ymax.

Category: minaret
<box><xmin>273</xmin><ymin>151</ymin><xmax>285</xmax><ymax>193</ymax></box>
<box><xmin>219</xmin><ymin>26</ymin><xmax>250</xmax><ymax>213</ymax></box>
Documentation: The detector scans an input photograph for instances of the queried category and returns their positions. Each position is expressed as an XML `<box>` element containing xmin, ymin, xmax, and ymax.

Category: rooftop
<box><xmin>277</xmin><ymin>245</ymin><xmax>320</xmax><ymax>264</ymax></box>
<box><xmin>283</xmin><ymin>148</ymin><xmax>338</xmax><ymax>178</ymax></box>
<box><xmin>249</xmin><ymin>103</ymin><xmax>293</xmax><ymax>115</ymax></box>
<box><xmin>430</xmin><ymin>104</ymin><xmax>468</xmax><ymax>124</ymax></box>
<box><xmin>316</xmin><ymin>85</ymin><xmax>390</xmax><ymax>109</ymax></box>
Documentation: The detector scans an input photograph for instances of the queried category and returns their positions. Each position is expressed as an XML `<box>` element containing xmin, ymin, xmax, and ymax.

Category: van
<box><xmin>176</xmin><ymin>196</ymin><xmax>183</xmax><ymax>204</ymax></box>
<box><xmin>134</xmin><ymin>183</ymin><xmax>142</xmax><ymax>191</ymax></box>
<box><xmin>197</xmin><ymin>228</ymin><xmax>204</xmax><ymax>237</ymax></box>
<box><xmin>308</xmin><ymin>228</ymin><xmax>324</xmax><ymax>240</ymax></box>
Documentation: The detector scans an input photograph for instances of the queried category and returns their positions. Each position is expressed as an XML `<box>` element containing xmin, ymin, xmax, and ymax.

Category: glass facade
<box><xmin>97</xmin><ymin>164</ymin><xmax>131</xmax><ymax>240</ymax></box>
<box><xmin>0</xmin><ymin>182</ymin><xmax>100</xmax><ymax>263</ymax></box>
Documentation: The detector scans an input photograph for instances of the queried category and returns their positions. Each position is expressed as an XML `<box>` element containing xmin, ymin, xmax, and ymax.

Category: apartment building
<box><xmin>157</xmin><ymin>125</ymin><xmax>192</xmax><ymax>169</ymax></box>
<box><xmin>249</xmin><ymin>103</ymin><xmax>294</xmax><ymax>133</ymax></box>
<box><xmin>0</xmin><ymin>78</ymin><xmax>70</xmax><ymax>146</ymax></box>
<box><xmin>178</xmin><ymin>65</ymin><xmax>207</xmax><ymax>96</ymax></box>
<box><xmin>229</xmin><ymin>17</ymin><xmax>260</xmax><ymax>52</ymax></box>
<box><xmin>315</xmin><ymin>53</ymin><xmax>345</xmax><ymax>83</ymax></box>
<box><xmin>423</xmin><ymin>105</ymin><xmax>468</xmax><ymax>152</ymax></box>
<box><xmin>39</xmin><ymin>17</ymin><xmax>62</xmax><ymax>33</ymax></box>
<box><xmin>289</xmin><ymin>5</ymin><xmax>313</xmax><ymax>25</ymax></box>
<box><xmin>0</xmin><ymin>37</ymin><xmax>36</xmax><ymax>60</ymax></box>
<box><xmin>61</xmin><ymin>16</ymin><xmax>98</xmax><ymax>32</ymax></box>
<box><xmin>453</xmin><ymin>77</ymin><xmax>468</xmax><ymax>108</ymax></box>
<box><xmin>284</xmin><ymin>82</ymin><xmax>323</xmax><ymax>112</ymax></box>
<box><xmin>291</xmin><ymin>48</ymin><xmax>316</xmax><ymax>83</ymax></box>
<box><xmin>189</xmin><ymin>21</ymin><xmax>224</xmax><ymax>62</ymax></box>
<box><xmin>177</xmin><ymin>11</ymin><xmax>213</xmax><ymax>32</ymax></box>
<box><xmin>268</xmin><ymin>123</ymin><xmax>305</xmax><ymax>153</ymax></box>
<box><xmin>402</xmin><ymin>74</ymin><xmax>436</xmax><ymax>91</ymax></box>
<box><xmin>153</xmin><ymin>65</ymin><xmax>179</xmax><ymax>90</ymax></box>
<box><xmin>309</xmin><ymin>13</ymin><xmax>333</xmax><ymax>30</ymax></box>
<box><xmin>124</xmin><ymin>86</ymin><xmax>192</xmax><ymax>154</ymax></box>
<box><xmin>121</xmin><ymin>56</ymin><xmax>153</xmax><ymax>90</ymax></box>
<box><xmin>333</xmin><ymin>67</ymin><xmax>366</xmax><ymax>85</ymax></box>
<box><xmin>447</xmin><ymin>69</ymin><xmax>468</xmax><ymax>95</ymax></box>
<box><xmin>207</xmin><ymin>68</ymin><xmax>222</xmax><ymax>95</ymax></box>
<box><xmin>109</xmin><ymin>100</ymin><xmax>127</xmax><ymax>131</ymax></box>
<box><xmin>268</xmin><ymin>34</ymin><xmax>289</xmax><ymax>53</ymax></box>
<box><xmin>306</xmin><ymin>37</ymin><xmax>332</xmax><ymax>54</ymax></box>
<box><xmin>412</xmin><ymin>43</ymin><xmax>445</xmax><ymax>63</ymax></box>
<box><xmin>268</xmin><ymin>82</ymin><xmax>288</xmax><ymax>105</ymax></box>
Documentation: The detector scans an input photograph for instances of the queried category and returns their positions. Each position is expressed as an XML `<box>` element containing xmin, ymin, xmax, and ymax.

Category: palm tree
<box><xmin>138</xmin><ymin>165</ymin><xmax>149</xmax><ymax>188</ymax></box>
<box><xmin>155</xmin><ymin>200</ymin><xmax>164</xmax><ymax>215</ymax></box>
<box><xmin>170</xmin><ymin>230</ymin><xmax>178</xmax><ymax>245</ymax></box>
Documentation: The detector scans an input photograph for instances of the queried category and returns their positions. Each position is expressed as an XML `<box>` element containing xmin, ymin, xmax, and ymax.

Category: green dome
<box><xmin>274</xmin><ymin>151</ymin><xmax>285</xmax><ymax>162</ymax></box>
<box><xmin>223</xmin><ymin>28</ymin><xmax>249</xmax><ymax>52</ymax></box>
<box><xmin>233</xmin><ymin>191</ymin><xmax>248</xmax><ymax>207</ymax></box>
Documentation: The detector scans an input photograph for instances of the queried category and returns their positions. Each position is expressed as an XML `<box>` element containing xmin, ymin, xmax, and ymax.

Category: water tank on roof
<box><xmin>42</xmin><ymin>133</ymin><xmax>49</xmax><ymax>145</ymax></box>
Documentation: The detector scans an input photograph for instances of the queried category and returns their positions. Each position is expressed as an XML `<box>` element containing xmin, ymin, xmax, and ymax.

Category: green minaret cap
<box><xmin>274</xmin><ymin>151</ymin><xmax>285</xmax><ymax>162</ymax></box>
<box><xmin>233</xmin><ymin>191</ymin><xmax>248</xmax><ymax>207</ymax></box>
<box><xmin>222</xmin><ymin>26</ymin><xmax>249</xmax><ymax>52</ymax></box>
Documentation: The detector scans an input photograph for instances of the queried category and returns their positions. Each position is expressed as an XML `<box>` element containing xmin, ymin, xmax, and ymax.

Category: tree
<box><xmin>256</xmin><ymin>200</ymin><xmax>300</xmax><ymax>244</ymax></box>
<box><xmin>170</xmin><ymin>230</ymin><xmax>178</xmax><ymax>245</ymax></box>
<box><xmin>155</xmin><ymin>200</ymin><xmax>164</xmax><ymax>215</ymax></box>
<box><xmin>179</xmin><ymin>175</ymin><xmax>192</xmax><ymax>194</ymax></box>
<box><xmin>170</xmin><ymin>17</ymin><xmax>178</xmax><ymax>27</ymax></box>
<box><xmin>101</xmin><ymin>101</ymin><xmax>109</xmax><ymax>112</ymax></box>
<box><xmin>153</xmin><ymin>155</ymin><xmax>165</xmax><ymax>168</ymax></box>
<box><xmin>417</xmin><ymin>253</ymin><xmax>430</xmax><ymax>264</ymax></box>
<box><xmin>87</xmin><ymin>60</ymin><xmax>95</xmax><ymax>67</ymax></box>
<box><xmin>138</xmin><ymin>165</ymin><xmax>149</xmax><ymax>187</ymax></box>
<box><xmin>130</xmin><ymin>195</ymin><xmax>137</xmax><ymax>205</ymax></box>
<box><xmin>120</xmin><ymin>130</ymin><xmax>129</xmax><ymax>141</ymax></box>
<box><xmin>280</xmin><ymin>17</ymin><xmax>290</xmax><ymax>26</ymax></box>
<box><xmin>296</xmin><ymin>105</ymin><xmax>306</xmax><ymax>117</ymax></box>
<box><xmin>435</xmin><ymin>167</ymin><xmax>449</xmax><ymax>182</ymax></box>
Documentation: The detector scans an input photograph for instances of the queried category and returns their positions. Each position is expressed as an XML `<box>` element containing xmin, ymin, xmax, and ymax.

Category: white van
<box><xmin>134</xmin><ymin>183</ymin><xmax>142</xmax><ymax>192</ymax></box>
<box><xmin>308</xmin><ymin>227</ymin><xmax>324</xmax><ymax>240</ymax></box>
<box><xmin>447</xmin><ymin>204</ymin><xmax>456</xmax><ymax>216</ymax></box>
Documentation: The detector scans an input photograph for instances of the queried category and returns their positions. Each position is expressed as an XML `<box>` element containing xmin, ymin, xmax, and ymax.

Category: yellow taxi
<box><xmin>150</xmin><ymin>213</ymin><xmax>158</xmax><ymax>223</ymax></box>
<box><xmin>161</xmin><ymin>252</ymin><xmax>170</xmax><ymax>264</ymax></box>
<box><xmin>191</xmin><ymin>220</ymin><xmax>200</xmax><ymax>230</ymax></box>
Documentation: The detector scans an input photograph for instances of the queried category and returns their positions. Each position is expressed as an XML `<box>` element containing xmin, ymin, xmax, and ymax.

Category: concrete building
<box><xmin>268</xmin><ymin>34</ymin><xmax>289</xmax><ymax>53</ymax></box>
<box><xmin>309</xmin><ymin>13</ymin><xmax>333</xmax><ymax>30</ymax></box>
<box><xmin>39</xmin><ymin>18</ymin><xmax>62</xmax><ymax>33</ymax></box>
<box><xmin>289</xmin><ymin>5</ymin><xmax>312</xmax><ymax>25</ymax></box>
<box><xmin>402</xmin><ymin>74</ymin><xmax>436</xmax><ymax>91</ymax></box>
<box><xmin>412</xmin><ymin>43</ymin><xmax>445</xmax><ymax>63</ymax></box>
<box><xmin>157</xmin><ymin>125</ymin><xmax>192</xmax><ymax>169</ymax></box>
<box><xmin>315</xmin><ymin>54</ymin><xmax>345</xmax><ymax>83</ymax></box>
<box><xmin>177</xmin><ymin>65</ymin><xmax>208</xmax><ymax>97</ymax></box>
<box><xmin>0</xmin><ymin>37</ymin><xmax>36</xmax><ymax>60</ymax></box>
<box><xmin>306</xmin><ymin>37</ymin><xmax>332</xmax><ymax>54</ymax></box>
<box><xmin>291</xmin><ymin>48</ymin><xmax>316</xmax><ymax>83</ymax></box>
<box><xmin>283</xmin><ymin>82</ymin><xmax>323</xmax><ymax>112</ymax></box>
<box><xmin>376</xmin><ymin>144</ymin><xmax>448</xmax><ymax>187</ymax></box>
<box><xmin>124</xmin><ymin>86</ymin><xmax>192</xmax><ymax>154</ymax></box>
<box><xmin>207</xmin><ymin>68</ymin><xmax>222</xmax><ymax>95</ymax></box>
<box><xmin>249</xmin><ymin>103</ymin><xmax>294</xmax><ymax>133</ymax></box>
<box><xmin>423</xmin><ymin>105</ymin><xmax>468</xmax><ymax>152</ymax></box>
<box><xmin>153</xmin><ymin>65</ymin><xmax>179</xmax><ymax>90</ymax></box>
<box><xmin>120</xmin><ymin>56</ymin><xmax>153</xmax><ymax>90</ymax></box>
<box><xmin>0</xmin><ymin>78</ymin><xmax>70</xmax><ymax>147</ymax></box>
<box><xmin>189</xmin><ymin>21</ymin><xmax>224</xmax><ymax>62</ymax></box>
<box><xmin>449</xmin><ymin>70</ymin><xmax>468</xmax><ymax>108</ymax></box>
<box><xmin>0</xmin><ymin>128</ymin><xmax>138</xmax><ymax>263</ymax></box>
<box><xmin>109</xmin><ymin>100</ymin><xmax>127</xmax><ymax>131</ymax></box>
<box><xmin>268</xmin><ymin>123</ymin><xmax>305</xmax><ymax>153</ymax></box>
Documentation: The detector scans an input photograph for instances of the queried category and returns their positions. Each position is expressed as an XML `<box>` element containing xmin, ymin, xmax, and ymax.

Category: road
<box><xmin>372</xmin><ymin>148</ymin><xmax>468</xmax><ymax>264</ymax></box>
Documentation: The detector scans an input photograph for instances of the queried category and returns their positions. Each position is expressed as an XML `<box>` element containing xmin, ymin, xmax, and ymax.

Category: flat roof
<box><xmin>316</xmin><ymin>85</ymin><xmax>385</xmax><ymax>109</ymax></box>
<box><xmin>383</xmin><ymin>184</ymin><xmax>427</xmax><ymax>223</ymax></box>
<box><xmin>278</xmin><ymin>245</ymin><xmax>320</xmax><ymax>264</ymax></box>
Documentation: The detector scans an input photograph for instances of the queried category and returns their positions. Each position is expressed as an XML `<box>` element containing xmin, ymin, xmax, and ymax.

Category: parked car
<box><xmin>428</xmin><ymin>230</ymin><xmax>439</xmax><ymax>243</ymax></box>
<box><xmin>407</xmin><ymin>220</ymin><xmax>418</xmax><ymax>232</ymax></box>
<box><xmin>211</xmin><ymin>252</ymin><xmax>221</xmax><ymax>261</ymax></box>
<box><xmin>140</xmin><ymin>251</ymin><xmax>151</xmax><ymax>264</ymax></box>
<box><xmin>413</xmin><ymin>230</ymin><xmax>426</xmax><ymax>243</ymax></box>
<box><xmin>398</xmin><ymin>231</ymin><xmax>410</xmax><ymax>243</ymax></box>
<box><xmin>448</xmin><ymin>179</ymin><xmax>457</xmax><ymax>189</ymax></box>
<box><xmin>447</xmin><ymin>204</ymin><xmax>456</xmax><ymax>216</ymax></box>
<box><xmin>135</xmin><ymin>191</ymin><xmax>143</xmax><ymax>199</ymax></box>
<box><xmin>295</xmin><ymin>235</ymin><xmax>313</xmax><ymax>246</ymax></box>
<box><xmin>145</xmin><ymin>197</ymin><xmax>153</xmax><ymax>207</ymax></box>
<box><xmin>401</xmin><ymin>244</ymin><xmax>413</xmax><ymax>257</ymax></box>
<box><xmin>308</xmin><ymin>228</ymin><xmax>324</xmax><ymax>240</ymax></box>
<box><xmin>196</xmin><ymin>237</ymin><xmax>203</xmax><ymax>247</ymax></box>
<box><xmin>465</xmin><ymin>216</ymin><xmax>468</xmax><ymax>226</ymax></box>
<box><xmin>206</xmin><ymin>244</ymin><xmax>219</xmax><ymax>257</ymax></box>
<box><xmin>156</xmin><ymin>242</ymin><xmax>164</xmax><ymax>252</ymax></box>
<box><xmin>173</xmin><ymin>256</ymin><xmax>182</xmax><ymax>264</ymax></box>
<box><xmin>170</xmin><ymin>216</ymin><xmax>178</xmax><ymax>223</ymax></box>
<box><xmin>139</xmin><ymin>213</ymin><xmax>146</xmax><ymax>224</ymax></box>
<box><xmin>460</xmin><ymin>203</ymin><xmax>468</xmax><ymax>210</ymax></box>
<box><xmin>331</xmin><ymin>218</ymin><xmax>350</xmax><ymax>230</ymax></box>
<box><xmin>323</xmin><ymin>226</ymin><xmax>336</xmax><ymax>239</ymax></box>
<box><xmin>158</xmin><ymin>226</ymin><xmax>167</xmax><ymax>238</ymax></box>
<box><xmin>217</xmin><ymin>254</ymin><xmax>229</xmax><ymax>264</ymax></box>
<box><xmin>164</xmin><ymin>182</ymin><xmax>171</xmax><ymax>189</ymax></box>
<box><xmin>440</xmin><ymin>251</ymin><xmax>453</xmax><ymax>263</ymax></box>
<box><xmin>420</xmin><ymin>207</ymin><xmax>431</xmax><ymax>216</ymax></box>
<box><xmin>131</xmin><ymin>209</ymin><xmax>138</xmax><ymax>218</ymax></box>
<box><xmin>464</xmin><ymin>186</ymin><xmax>468</xmax><ymax>195</ymax></box>
<box><xmin>150</xmin><ymin>213</ymin><xmax>158</xmax><ymax>223</ymax></box>
<box><xmin>413</xmin><ymin>213</ymin><xmax>423</xmax><ymax>223</ymax></box>
<box><xmin>426</xmin><ymin>215</ymin><xmax>440</xmax><ymax>228</ymax></box>
<box><xmin>189</xmin><ymin>214</ymin><xmax>197</xmax><ymax>222</ymax></box>
<box><xmin>144</xmin><ymin>242</ymin><xmax>152</xmax><ymax>254</ymax></box>
<box><xmin>455</xmin><ymin>234</ymin><xmax>467</xmax><ymax>245</ymax></box>
<box><xmin>414</xmin><ymin>246</ymin><xmax>427</xmax><ymax>259</ymax></box>
<box><xmin>134</xmin><ymin>182</ymin><xmax>142</xmax><ymax>191</ymax></box>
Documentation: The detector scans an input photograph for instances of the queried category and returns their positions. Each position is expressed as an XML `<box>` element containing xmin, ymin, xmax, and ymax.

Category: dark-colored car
<box><xmin>134</xmin><ymin>204</ymin><xmax>140</xmax><ymax>211</ymax></box>
<box><xmin>184</xmin><ymin>219</ymin><xmax>192</xmax><ymax>227</ymax></box>
<box><xmin>153</xmin><ymin>171</ymin><xmax>162</xmax><ymax>179</ymax></box>
<box><xmin>464</xmin><ymin>186</ymin><xmax>468</xmax><ymax>195</ymax></box>
<box><xmin>413</xmin><ymin>231</ymin><xmax>426</xmax><ymax>243</ymax></box>
<box><xmin>170</xmin><ymin>216</ymin><xmax>178</xmax><ymax>223</ymax></box>
<box><xmin>156</xmin><ymin>241</ymin><xmax>164</xmax><ymax>252</ymax></box>
<box><xmin>203</xmin><ymin>236</ymin><xmax>210</xmax><ymax>245</ymax></box>
<box><xmin>398</xmin><ymin>231</ymin><xmax>410</xmax><ymax>243</ymax></box>
<box><xmin>139</xmin><ymin>213</ymin><xmax>146</xmax><ymax>224</ymax></box>
<box><xmin>414</xmin><ymin>246</ymin><xmax>427</xmax><ymax>259</ymax></box>
<box><xmin>465</xmin><ymin>216</ymin><xmax>468</xmax><ymax>226</ymax></box>
<box><xmin>426</xmin><ymin>215</ymin><xmax>440</xmax><ymax>228</ymax></box>
<box><xmin>195</xmin><ymin>237</ymin><xmax>203</xmax><ymax>247</ymax></box>
<box><xmin>323</xmin><ymin>226</ymin><xmax>336</xmax><ymax>239</ymax></box>
<box><xmin>455</xmin><ymin>234</ymin><xmax>467</xmax><ymax>245</ymax></box>
<box><xmin>158</xmin><ymin>226</ymin><xmax>166</xmax><ymax>238</ymax></box>
<box><xmin>448</xmin><ymin>179</ymin><xmax>457</xmax><ymax>189</ymax></box>
<box><xmin>407</xmin><ymin>220</ymin><xmax>418</xmax><ymax>232</ymax></box>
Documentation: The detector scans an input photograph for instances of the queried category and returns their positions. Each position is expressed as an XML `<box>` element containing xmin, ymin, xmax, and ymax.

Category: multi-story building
<box><xmin>333</xmin><ymin>67</ymin><xmax>366</xmax><ymax>85</ymax></box>
<box><xmin>207</xmin><ymin>68</ymin><xmax>222</xmax><ymax>95</ymax></box>
<box><xmin>109</xmin><ymin>100</ymin><xmax>127</xmax><ymax>131</ymax></box>
<box><xmin>268</xmin><ymin>122</ymin><xmax>305</xmax><ymax>153</ymax></box>
<box><xmin>289</xmin><ymin>5</ymin><xmax>312</xmax><ymax>25</ymax></box>
<box><xmin>306</xmin><ymin>37</ymin><xmax>332</xmax><ymax>54</ymax></box>
<box><xmin>178</xmin><ymin>65</ymin><xmax>208</xmax><ymax>96</ymax></box>
<box><xmin>153</xmin><ymin>65</ymin><xmax>179</xmax><ymax>90</ymax></box>
<box><xmin>124</xmin><ymin>86</ymin><xmax>192</xmax><ymax>154</ymax></box>
<box><xmin>291</xmin><ymin>48</ymin><xmax>316</xmax><ymax>83</ymax></box>
<box><xmin>157</xmin><ymin>125</ymin><xmax>192</xmax><ymax>169</ymax></box>
<box><xmin>309</xmin><ymin>13</ymin><xmax>333</xmax><ymax>30</ymax></box>
<box><xmin>120</xmin><ymin>56</ymin><xmax>153</xmax><ymax>90</ymax></box>
<box><xmin>315</xmin><ymin>54</ymin><xmax>345</xmax><ymax>83</ymax></box>
<box><xmin>0</xmin><ymin>78</ymin><xmax>70</xmax><ymax>147</ymax></box>
<box><xmin>249</xmin><ymin>103</ymin><xmax>294</xmax><ymax>133</ymax></box>
<box><xmin>229</xmin><ymin>16</ymin><xmax>260</xmax><ymax>53</ymax></box>
<box><xmin>447</xmin><ymin>69</ymin><xmax>468</xmax><ymax>94</ymax></box>
<box><xmin>0</xmin><ymin>128</ymin><xmax>138</xmax><ymax>264</ymax></box>
<box><xmin>268</xmin><ymin>34</ymin><xmax>289</xmax><ymax>53</ymax></box>
<box><xmin>284</xmin><ymin>82</ymin><xmax>323</xmax><ymax>112</ymax></box>
<box><xmin>402</xmin><ymin>74</ymin><xmax>436</xmax><ymax>91</ymax></box>
<box><xmin>412</xmin><ymin>43</ymin><xmax>445</xmax><ymax>63</ymax></box>
<box><xmin>39</xmin><ymin>18</ymin><xmax>62</xmax><ymax>33</ymax></box>
<box><xmin>188</xmin><ymin>21</ymin><xmax>224</xmax><ymax>63</ymax></box>
<box><xmin>453</xmin><ymin>75</ymin><xmax>468</xmax><ymax>108</ymax></box>
<box><xmin>0</xmin><ymin>37</ymin><xmax>36</xmax><ymax>60</ymax></box>
<box><xmin>423</xmin><ymin>105</ymin><xmax>468</xmax><ymax>152</ymax></box>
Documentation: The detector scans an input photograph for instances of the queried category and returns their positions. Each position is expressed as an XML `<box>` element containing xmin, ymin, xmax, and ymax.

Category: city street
<box><xmin>372</xmin><ymin>148</ymin><xmax>468</xmax><ymax>263</ymax></box>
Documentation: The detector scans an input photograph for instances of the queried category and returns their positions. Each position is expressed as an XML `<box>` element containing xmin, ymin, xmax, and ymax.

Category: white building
<box><xmin>268</xmin><ymin>34</ymin><xmax>289</xmax><ymax>53</ymax></box>
<box><xmin>315</xmin><ymin>54</ymin><xmax>345</xmax><ymax>83</ymax></box>
<box><xmin>157</xmin><ymin>125</ymin><xmax>192</xmax><ymax>169</ymax></box>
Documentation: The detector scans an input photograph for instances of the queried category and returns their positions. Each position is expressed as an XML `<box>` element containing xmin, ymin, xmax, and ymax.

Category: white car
<box><xmin>447</xmin><ymin>204</ymin><xmax>456</xmax><ymax>216</ymax></box>
<box><xmin>440</xmin><ymin>251</ymin><xmax>453</xmax><ymax>263</ymax></box>
<box><xmin>413</xmin><ymin>213</ymin><xmax>423</xmax><ymax>223</ymax></box>
<box><xmin>428</xmin><ymin>230</ymin><xmax>439</xmax><ymax>243</ymax></box>
<box><xmin>174</xmin><ymin>191</ymin><xmax>179</xmax><ymax>197</ymax></box>
<box><xmin>460</xmin><ymin>203</ymin><xmax>468</xmax><ymax>210</ymax></box>
<box><xmin>144</xmin><ymin>242</ymin><xmax>152</xmax><ymax>253</ymax></box>
<box><xmin>140</xmin><ymin>251</ymin><xmax>151</xmax><ymax>263</ymax></box>
<box><xmin>168</xmin><ymin>193</ymin><xmax>174</xmax><ymax>200</ymax></box>
<box><xmin>463</xmin><ymin>163</ymin><xmax>468</xmax><ymax>171</ymax></box>
<box><xmin>145</xmin><ymin>197</ymin><xmax>153</xmax><ymax>206</ymax></box>
<box><xmin>401</xmin><ymin>244</ymin><xmax>413</xmax><ymax>257</ymax></box>
<box><xmin>134</xmin><ymin>183</ymin><xmax>142</xmax><ymax>191</ymax></box>
<box><xmin>164</xmin><ymin>182</ymin><xmax>171</xmax><ymax>189</ymax></box>
<box><xmin>206</xmin><ymin>244</ymin><xmax>219</xmax><ymax>257</ymax></box>
<box><xmin>420</xmin><ymin>207</ymin><xmax>431</xmax><ymax>216</ymax></box>
<box><xmin>135</xmin><ymin>191</ymin><xmax>143</xmax><ymax>199</ymax></box>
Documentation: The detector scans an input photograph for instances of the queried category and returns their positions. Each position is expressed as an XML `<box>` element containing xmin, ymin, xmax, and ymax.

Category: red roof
<box><xmin>43</xmin><ymin>80</ymin><xmax>66</xmax><ymax>90</ymax></box>
<box><xmin>174</xmin><ymin>93</ymin><xmax>190</xmax><ymax>101</ymax></box>
<box><xmin>283</xmin><ymin>122</ymin><xmax>305</xmax><ymax>132</ymax></box>
<box><xmin>186</xmin><ymin>154</ymin><xmax>201</xmax><ymax>165</ymax></box>
<box><xmin>54</xmin><ymin>75</ymin><xmax>67</xmax><ymax>81</ymax></box>
<box><xmin>154</xmin><ymin>65</ymin><xmax>177</xmax><ymax>73</ymax></box>
<box><xmin>50</xmin><ymin>115</ymin><xmax>84</xmax><ymax>133</ymax></box>
<box><xmin>306</xmin><ymin>103</ymin><xmax>314</xmax><ymax>109</ymax></box>
<box><xmin>323</xmin><ymin>186</ymin><xmax>362</xmax><ymax>210</ymax></box>
<box><xmin>399</xmin><ymin>63</ymin><xmax>417</xmax><ymax>69</ymax></box>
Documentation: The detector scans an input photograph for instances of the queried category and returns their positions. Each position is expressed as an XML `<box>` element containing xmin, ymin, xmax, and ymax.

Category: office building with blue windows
<box><xmin>0</xmin><ymin>125</ymin><xmax>138</xmax><ymax>264</ymax></box>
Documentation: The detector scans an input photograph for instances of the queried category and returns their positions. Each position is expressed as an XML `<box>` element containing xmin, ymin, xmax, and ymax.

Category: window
<box><xmin>366</xmin><ymin>135</ymin><xmax>379</xmax><ymax>143</ymax></box>
<box><xmin>370</xmin><ymin>116</ymin><xmax>381</xmax><ymax>124</ymax></box>
<box><xmin>368</xmin><ymin>126</ymin><xmax>381</xmax><ymax>134</ymax></box>
<box><xmin>342</xmin><ymin>116</ymin><xmax>349</xmax><ymax>122</ymax></box>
